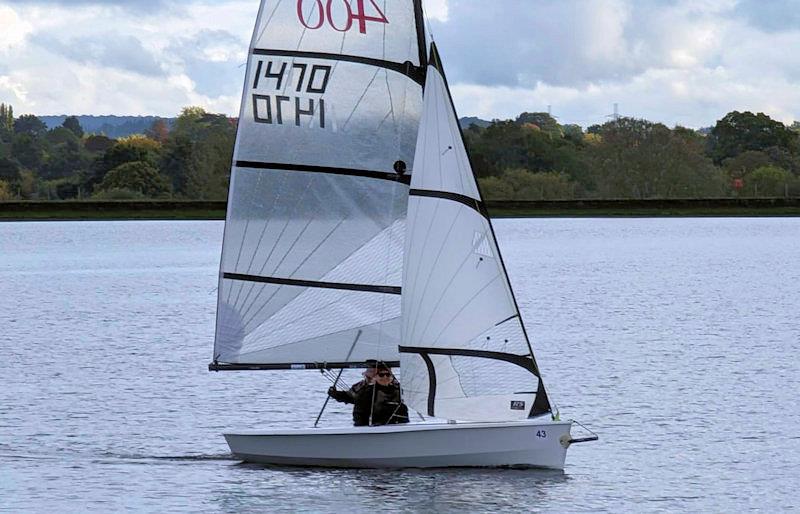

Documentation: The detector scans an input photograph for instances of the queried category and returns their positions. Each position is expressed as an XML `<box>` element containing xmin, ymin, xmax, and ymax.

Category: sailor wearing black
<box><xmin>328</xmin><ymin>362</ymin><xmax>409</xmax><ymax>426</ymax></box>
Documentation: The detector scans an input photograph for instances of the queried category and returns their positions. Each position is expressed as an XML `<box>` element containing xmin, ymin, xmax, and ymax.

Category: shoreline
<box><xmin>1</xmin><ymin>199</ymin><xmax>799</xmax><ymax>221</ymax></box>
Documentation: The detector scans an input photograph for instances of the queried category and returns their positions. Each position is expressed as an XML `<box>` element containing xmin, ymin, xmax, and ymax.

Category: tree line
<box><xmin>0</xmin><ymin>105</ymin><xmax>234</xmax><ymax>201</ymax></box>
<box><xmin>1</xmin><ymin>102</ymin><xmax>799</xmax><ymax>201</ymax></box>
<box><xmin>469</xmin><ymin>111</ymin><xmax>800</xmax><ymax>200</ymax></box>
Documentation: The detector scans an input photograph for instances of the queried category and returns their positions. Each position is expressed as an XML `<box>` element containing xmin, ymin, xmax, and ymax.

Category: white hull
<box><xmin>225</xmin><ymin>419</ymin><xmax>573</xmax><ymax>469</ymax></box>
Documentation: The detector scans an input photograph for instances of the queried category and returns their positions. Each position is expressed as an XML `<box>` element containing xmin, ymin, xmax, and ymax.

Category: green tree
<box><xmin>146</xmin><ymin>119</ymin><xmax>170</xmax><ymax>143</ymax></box>
<box><xmin>0</xmin><ymin>157</ymin><xmax>21</xmax><ymax>184</ymax></box>
<box><xmin>18</xmin><ymin>170</ymin><xmax>37</xmax><ymax>199</ymax></box>
<box><xmin>587</xmin><ymin>118</ymin><xmax>726</xmax><ymax>198</ymax></box>
<box><xmin>0</xmin><ymin>103</ymin><xmax>13</xmax><ymax>140</ymax></box>
<box><xmin>743</xmin><ymin>165</ymin><xmax>795</xmax><ymax>197</ymax></box>
<box><xmin>97</xmin><ymin>161</ymin><xmax>170</xmax><ymax>197</ymax></box>
<box><xmin>62</xmin><ymin>116</ymin><xmax>84</xmax><ymax>138</ymax></box>
<box><xmin>87</xmin><ymin>135</ymin><xmax>162</xmax><ymax>191</ymax></box>
<box><xmin>41</xmin><ymin>138</ymin><xmax>89</xmax><ymax>181</ymax></box>
<box><xmin>723</xmin><ymin>150</ymin><xmax>772</xmax><ymax>177</ymax></box>
<box><xmin>516</xmin><ymin>112</ymin><xmax>562</xmax><ymax>137</ymax></box>
<box><xmin>46</xmin><ymin>127</ymin><xmax>80</xmax><ymax>146</ymax></box>
<box><xmin>172</xmin><ymin>106</ymin><xmax>208</xmax><ymax>138</ymax></box>
<box><xmin>168</xmin><ymin>107</ymin><xmax>234</xmax><ymax>199</ymax></box>
<box><xmin>84</xmin><ymin>134</ymin><xmax>115</xmax><ymax>153</ymax></box>
<box><xmin>159</xmin><ymin>134</ymin><xmax>197</xmax><ymax>194</ymax></box>
<box><xmin>478</xmin><ymin>175</ymin><xmax>515</xmax><ymax>200</ymax></box>
<box><xmin>14</xmin><ymin>114</ymin><xmax>48</xmax><ymax>137</ymax></box>
<box><xmin>499</xmin><ymin>168</ymin><xmax>576</xmax><ymax>200</ymax></box>
<box><xmin>11</xmin><ymin>134</ymin><xmax>45</xmax><ymax>170</ymax></box>
<box><xmin>708</xmin><ymin>111</ymin><xmax>798</xmax><ymax>165</ymax></box>
<box><xmin>0</xmin><ymin>179</ymin><xmax>13</xmax><ymax>200</ymax></box>
<box><xmin>562</xmin><ymin>124</ymin><xmax>585</xmax><ymax>144</ymax></box>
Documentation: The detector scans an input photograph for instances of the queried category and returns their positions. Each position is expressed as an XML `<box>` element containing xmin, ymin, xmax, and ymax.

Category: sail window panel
<box><xmin>412</xmin><ymin>66</ymin><xmax>479</xmax><ymax>198</ymax></box>
<box><xmin>402</xmin><ymin>197</ymin><xmax>517</xmax><ymax>347</ymax></box>
<box><xmin>447</xmin><ymin>356</ymin><xmax>535</xmax><ymax>398</ymax></box>
<box><xmin>400</xmin><ymin>352</ymin><xmax>435</xmax><ymax>416</ymax></box>
<box><xmin>239</xmin><ymin>57</ymin><xmax>422</xmax><ymax>173</ymax></box>
<box><xmin>216</xmin><ymin>277</ymin><xmax>400</xmax><ymax>364</ymax></box>
<box><xmin>254</xmin><ymin>1</ymin><xmax>421</xmax><ymax>66</ymax></box>
<box><xmin>223</xmin><ymin>168</ymin><xmax>406</xmax><ymax>286</ymax></box>
<box><xmin>400</xmin><ymin>353</ymin><xmax>537</xmax><ymax>422</ymax></box>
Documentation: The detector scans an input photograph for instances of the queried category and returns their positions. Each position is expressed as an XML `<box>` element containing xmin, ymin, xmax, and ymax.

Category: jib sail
<box><xmin>399</xmin><ymin>45</ymin><xmax>551</xmax><ymax>421</ymax></box>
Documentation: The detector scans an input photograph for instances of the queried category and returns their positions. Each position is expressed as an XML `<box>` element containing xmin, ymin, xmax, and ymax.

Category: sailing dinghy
<box><xmin>211</xmin><ymin>0</ymin><xmax>595</xmax><ymax>469</ymax></box>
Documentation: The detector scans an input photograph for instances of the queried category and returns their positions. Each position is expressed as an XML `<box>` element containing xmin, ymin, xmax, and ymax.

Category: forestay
<box><xmin>400</xmin><ymin>45</ymin><xmax>552</xmax><ymax>421</ymax></box>
<box><xmin>212</xmin><ymin>0</ymin><xmax>427</xmax><ymax>370</ymax></box>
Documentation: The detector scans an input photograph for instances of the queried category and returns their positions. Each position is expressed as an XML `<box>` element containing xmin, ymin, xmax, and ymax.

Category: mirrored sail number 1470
<box><xmin>297</xmin><ymin>0</ymin><xmax>389</xmax><ymax>34</ymax></box>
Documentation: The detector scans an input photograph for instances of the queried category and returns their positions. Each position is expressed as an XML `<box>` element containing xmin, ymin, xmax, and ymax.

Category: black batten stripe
<box><xmin>209</xmin><ymin>361</ymin><xmax>400</xmax><ymax>372</ymax></box>
<box><xmin>409</xmin><ymin>189</ymin><xmax>490</xmax><ymax>218</ymax></box>
<box><xmin>399</xmin><ymin>346</ymin><xmax>539</xmax><ymax>376</ymax></box>
<box><xmin>251</xmin><ymin>49</ymin><xmax>425</xmax><ymax>85</ymax></box>
<box><xmin>420</xmin><ymin>353</ymin><xmax>437</xmax><ymax>416</ymax></box>
<box><xmin>236</xmin><ymin>160</ymin><xmax>411</xmax><ymax>185</ymax></box>
<box><xmin>224</xmin><ymin>273</ymin><xmax>401</xmax><ymax>295</ymax></box>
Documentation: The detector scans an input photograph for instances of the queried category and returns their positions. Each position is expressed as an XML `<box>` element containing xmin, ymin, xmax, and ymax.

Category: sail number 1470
<box><xmin>297</xmin><ymin>0</ymin><xmax>389</xmax><ymax>34</ymax></box>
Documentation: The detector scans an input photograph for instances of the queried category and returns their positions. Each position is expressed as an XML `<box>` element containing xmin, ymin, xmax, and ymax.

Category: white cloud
<box><xmin>2</xmin><ymin>0</ymin><xmax>799</xmax><ymax>127</ymax></box>
<box><xmin>2</xmin><ymin>1</ymin><xmax>254</xmax><ymax>116</ymax></box>
<box><xmin>0</xmin><ymin>5</ymin><xmax>33</xmax><ymax>51</ymax></box>
<box><xmin>423</xmin><ymin>0</ymin><xmax>449</xmax><ymax>22</ymax></box>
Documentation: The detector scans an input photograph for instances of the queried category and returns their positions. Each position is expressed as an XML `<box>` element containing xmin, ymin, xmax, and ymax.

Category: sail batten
<box><xmin>409</xmin><ymin>189</ymin><xmax>489</xmax><ymax>218</ymax></box>
<box><xmin>251</xmin><ymin>48</ymin><xmax>426</xmax><ymax>85</ymax></box>
<box><xmin>235</xmin><ymin>160</ymin><xmax>412</xmax><ymax>184</ymax></box>
<box><xmin>223</xmin><ymin>272</ymin><xmax>401</xmax><ymax>295</ymax></box>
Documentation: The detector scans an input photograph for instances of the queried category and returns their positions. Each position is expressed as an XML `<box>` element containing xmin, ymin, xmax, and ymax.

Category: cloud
<box><xmin>165</xmin><ymin>29</ymin><xmax>247</xmax><ymax>98</ymax></box>
<box><xmin>2</xmin><ymin>0</ymin><xmax>799</xmax><ymax>127</ymax></box>
<box><xmin>1</xmin><ymin>1</ymin><xmax>255</xmax><ymax>116</ymax></box>
<box><xmin>0</xmin><ymin>5</ymin><xmax>33</xmax><ymax>50</ymax></box>
<box><xmin>423</xmin><ymin>0</ymin><xmax>449</xmax><ymax>22</ymax></box>
<box><xmin>31</xmin><ymin>33</ymin><xmax>165</xmax><ymax>77</ymax></box>
<box><xmin>427</xmin><ymin>0</ymin><xmax>800</xmax><ymax>126</ymax></box>
<box><xmin>734</xmin><ymin>0</ymin><xmax>800</xmax><ymax>32</ymax></box>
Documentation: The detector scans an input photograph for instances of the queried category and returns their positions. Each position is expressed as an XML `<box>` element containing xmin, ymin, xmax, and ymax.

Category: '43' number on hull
<box><xmin>297</xmin><ymin>0</ymin><xmax>389</xmax><ymax>34</ymax></box>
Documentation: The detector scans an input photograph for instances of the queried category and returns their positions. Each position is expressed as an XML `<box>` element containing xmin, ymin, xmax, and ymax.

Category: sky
<box><xmin>1</xmin><ymin>0</ymin><xmax>800</xmax><ymax>128</ymax></box>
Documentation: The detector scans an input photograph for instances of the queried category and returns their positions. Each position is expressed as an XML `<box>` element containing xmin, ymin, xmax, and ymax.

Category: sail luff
<box><xmin>428</xmin><ymin>43</ymin><xmax>551</xmax><ymax>416</ymax></box>
<box><xmin>213</xmin><ymin>2</ymin><xmax>271</xmax><ymax>364</ymax></box>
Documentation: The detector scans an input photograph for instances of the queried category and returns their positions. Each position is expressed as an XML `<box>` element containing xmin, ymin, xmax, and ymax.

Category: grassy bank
<box><xmin>487</xmin><ymin>198</ymin><xmax>800</xmax><ymax>217</ymax></box>
<box><xmin>1</xmin><ymin>198</ymin><xmax>799</xmax><ymax>221</ymax></box>
<box><xmin>0</xmin><ymin>201</ymin><xmax>228</xmax><ymax>221</ymax></box>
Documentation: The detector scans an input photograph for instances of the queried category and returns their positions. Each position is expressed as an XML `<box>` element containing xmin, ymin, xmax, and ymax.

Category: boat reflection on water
<box><xmin>213</xmin><ymin>465</ymin><xmax>569</xmax><ymax>512</ymax></box>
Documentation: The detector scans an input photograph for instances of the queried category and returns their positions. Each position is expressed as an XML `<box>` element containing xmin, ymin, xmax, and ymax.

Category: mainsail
<box><xmin>399</xmin><ymin>45</ymin><xmax>552</xmax><ymax>421</ymax></box>
<box><xmin>212</xmin><ymin>0</ymin><xmax>427</xmax><ymax>369</ymax></box>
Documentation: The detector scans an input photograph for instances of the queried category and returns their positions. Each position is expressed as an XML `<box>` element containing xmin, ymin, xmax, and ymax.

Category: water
<box><xmin>1</xmin><ymin>218</ymin><xmax>798</xmax><ymax>512</ymax></box>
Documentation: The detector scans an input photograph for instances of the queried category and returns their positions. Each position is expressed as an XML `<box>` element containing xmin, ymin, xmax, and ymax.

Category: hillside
<box><xmin>39</xmin><ymin>115</ymin><xmax>485</xmax><ymax>138</ymax></box>
<box><xmin>40</xmin><ymin>116</ymin><xmax>175</xmax><ymax>138</ymax></box>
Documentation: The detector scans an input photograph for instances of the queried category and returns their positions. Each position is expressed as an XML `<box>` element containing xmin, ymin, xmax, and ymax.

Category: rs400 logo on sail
<box><xmin>297</xmin><ymin>0</ymin><xmax>389</xmax><ymax>34</ymax></box>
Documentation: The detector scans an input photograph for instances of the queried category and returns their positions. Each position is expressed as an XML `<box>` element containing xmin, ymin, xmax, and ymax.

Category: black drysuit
<box><xmin>329</xmin><ymin>380</ymin><xmax>409</xmax><ymax>426</ymax></box>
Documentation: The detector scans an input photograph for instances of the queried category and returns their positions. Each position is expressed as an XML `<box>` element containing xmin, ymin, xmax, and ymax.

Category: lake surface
<box><xmin>1</xmin><ymin>218</ymin><xmax>799</xmax><ymax>512</ymax></box>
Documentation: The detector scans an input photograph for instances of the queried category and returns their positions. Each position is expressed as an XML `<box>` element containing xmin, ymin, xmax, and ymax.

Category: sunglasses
<box><xmin>377</xmin><ymin>372</ymin><xmax>392</xmax><ymax>377</ymax></box>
